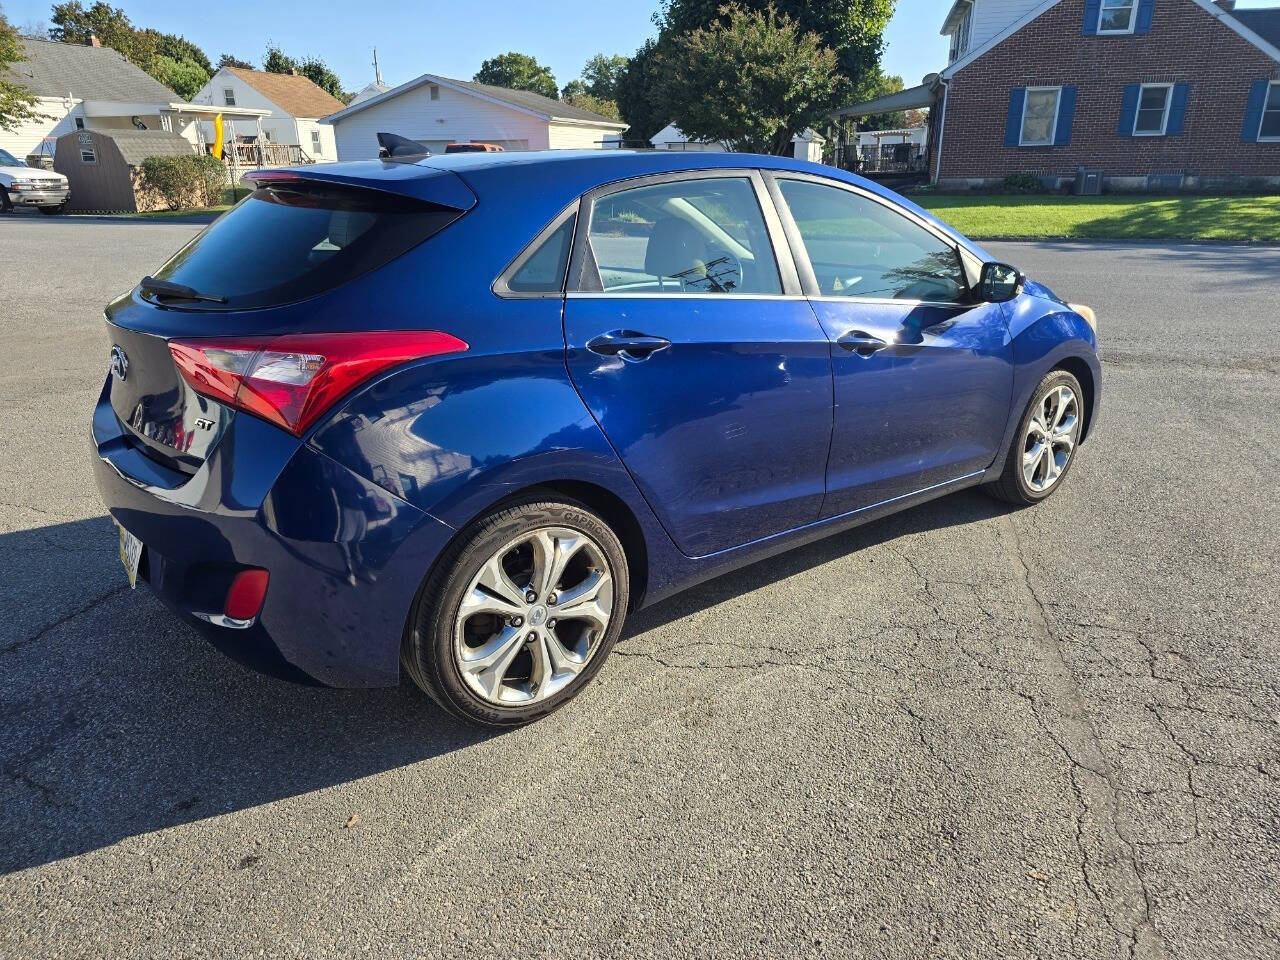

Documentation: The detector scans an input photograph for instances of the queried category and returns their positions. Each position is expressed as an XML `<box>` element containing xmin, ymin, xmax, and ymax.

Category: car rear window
<box><xmin>148</xmin><ymin>181</ymin><xmax>462</xmax><ymax>310</ymax></box>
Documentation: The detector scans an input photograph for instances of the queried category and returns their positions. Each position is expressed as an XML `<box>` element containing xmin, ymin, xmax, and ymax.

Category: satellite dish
<box><xmin>132</xmin><ymin>115</ymin><xmax>148</xmax><ymax>130</ymax></box>
<box><xmin>922</xmin><ymin>73</ymin><xmax>940</xmax><ymax>86</ymax></box>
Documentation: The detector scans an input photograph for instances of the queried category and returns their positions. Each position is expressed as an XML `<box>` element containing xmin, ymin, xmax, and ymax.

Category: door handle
<box><xmin>838</xmin><ymin>331</ymin><xmax>890</xmax><ymax>357</ymax></box>
<box><xmin>586</xmin><ymin>331</ymin><xmax>672</xmax><ymax>361</ymax></box>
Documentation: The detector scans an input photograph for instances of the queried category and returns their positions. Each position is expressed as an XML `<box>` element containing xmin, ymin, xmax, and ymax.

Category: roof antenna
<box><xmin>373</xmin><ymin>47</ymin><xmax>382</xmax><ymax>86</ymax></box>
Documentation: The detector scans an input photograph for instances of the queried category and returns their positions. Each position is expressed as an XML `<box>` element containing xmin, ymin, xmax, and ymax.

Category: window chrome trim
<box><xmin>567</xmin><ymin>166</ymin><xmax>798</xmax><ymax>297</ymax></box>
<box><xmin>492</xmin><ymin>200</ymin><xmax>580</xmax><ymax>299</ymax></box>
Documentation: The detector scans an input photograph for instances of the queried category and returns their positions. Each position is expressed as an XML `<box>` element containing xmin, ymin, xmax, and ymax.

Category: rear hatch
<box><xmin>103</xmin><ymin>165</ymin><xmax>475</xmax><ymax>473</ymax></box>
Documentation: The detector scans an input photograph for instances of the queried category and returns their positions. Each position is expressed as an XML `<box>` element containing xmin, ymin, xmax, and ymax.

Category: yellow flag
<box><xmin>212</xmin><ymin>113</ymin><xmax>225</xmax><ymax>160</ymax></box>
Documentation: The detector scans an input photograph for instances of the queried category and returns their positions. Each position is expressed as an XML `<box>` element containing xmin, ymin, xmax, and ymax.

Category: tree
<box><xmin>474</xmin><ymin>52</ymin><xmax>557</xmax><ymax>100</ymax></box>
<box><xmin>615</xmin><ymin>38</ymin><xmax>666</xmax><ymax>145</ymax></box>
<box><xmin>560</xmin><ymin>78</ymin><xmax>588</xmax><ymax>100</ymax></box>
<box><xmin>1</xmin><ymin>12</ymin><xmax>47</xmax><ymax>132</ymax></box>
<box><xmin>262</xmin><ymin>44</ymin><xmax>348</xmax><ymax>101</ymax></box>
<box><xmin>218</xmin><ymin>53</ymin><xmax>253</xmax><ymax>69</ymax></box>
<box><xmin>660</xmin><ymin>4</ymin><xmax>841</xmax><ymax>155</ymax></box>
<box><xmin>657</xmin><ymin>0</ymin><xmax>893</xmax><ymax>104</ymax></box>
<box><xmin>562</xmin><ymin>91</ymin><xmax>620</xmax><ymax>121</ymax></box>
<box><xmin>47</xmin><ymin>3</ymin><xmax>212</xmax><ymax>101</ymax></box>
<box><xmin>857</xmin><ymin>72</ymin><xmax>905</xmax><ymax>130</ymax></box>
<box><xmin>580</xmin><ymin>53</ymin><xmax>628</xmax><ymax>101</ymax></box>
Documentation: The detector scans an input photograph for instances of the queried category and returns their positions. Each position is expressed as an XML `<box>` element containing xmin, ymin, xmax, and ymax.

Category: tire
<box><xmin>984</xmin><ymin>369</ymin><xmax>1084</xmax><ymax>506</ymax></box>
<box><xmin>403</xmin><ymin>494</ymin><xmax>630</xmax><ymax>727</ymax></box>
<box><xmin>0</xmin><ymin>194</ymin><xmax>11</xmax><ymax>215</ymax></box>
<box><xmin>37</xmin><ymin>204</ymin><xmax>65</xmax><ymax>216</ymax></box>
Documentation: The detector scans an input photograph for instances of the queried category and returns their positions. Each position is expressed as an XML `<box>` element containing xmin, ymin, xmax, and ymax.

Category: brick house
<box><xmin>841</xmin><ymin>0</ymin><xmax>1280</xmax><ymax>189</ymax></box>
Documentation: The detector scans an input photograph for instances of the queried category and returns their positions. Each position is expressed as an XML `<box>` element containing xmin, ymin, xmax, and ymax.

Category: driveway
<box><xmin>1</xmin><ymin>218</ymin><xmax>1277</xmax><ymax>959</ymax></box>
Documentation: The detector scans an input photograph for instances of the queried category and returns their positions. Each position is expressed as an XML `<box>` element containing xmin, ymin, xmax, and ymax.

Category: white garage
<box><xmin>323</xmin><ymin>73</ymin><xmax>628</xmax><ymax>161</ymax></box>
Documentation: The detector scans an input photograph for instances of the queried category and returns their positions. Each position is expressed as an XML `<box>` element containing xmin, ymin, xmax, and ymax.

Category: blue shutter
<box><xmin>1118</xmin><ymin>84</ymin><xmax>1140</xmax><ymax>136</ymax></box>
<box><xmin>1166</xmin><ymin>82</ymin><xmax>1189</xmax><ymax>136</ymax></box>
<box><xmin>1082</xmin><ymin>0</ymin><xmax>1101</xmax><ymax>34</ymax></box>
<box><xmin>1135</xmin><ymin>0</ymin><xmax>1155</xmax><ymax>33</ymax></box>
<box><xmin>1055</xmin><ymin>86</ymin><xmax>1078</xmax><ymax>145</ymax></box>
<box><xmin>1242</xmin><ymin>80</ymin><xmax>1268</xmax><ymax>143</ymax></box>
<box><xmin>1006</xmin><ymin>88</ymin><xmax>1026</xmax><ymax>146</ymax></box>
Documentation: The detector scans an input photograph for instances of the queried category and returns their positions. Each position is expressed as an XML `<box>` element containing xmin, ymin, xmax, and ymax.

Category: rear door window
<box><xmin>149</xmin><ymin>181</ymin><xmax>461</xmax><ymax>310</ymax></box>
<box><xmin>585</xmin><ymin>176</ymin><xmax>782</xmax><ymax>295</ymax></box>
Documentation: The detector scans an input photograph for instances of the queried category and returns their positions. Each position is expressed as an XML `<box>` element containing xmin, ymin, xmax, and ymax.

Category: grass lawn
<box><xmin>916</xmin><ymin>193</ymin><xmax>1280</xmax><ymax>242</ymax></box>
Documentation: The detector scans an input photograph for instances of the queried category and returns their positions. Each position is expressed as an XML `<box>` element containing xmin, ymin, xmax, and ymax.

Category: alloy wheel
<box><xmin>1022</xmin><ymin>384</ymin><xmax>1079</xmax><ymax>493</ymax></box>
<box><xmin>453</xmin><ymin>526</ymin><xmax>614</xmax><ymax>706</ymax></box>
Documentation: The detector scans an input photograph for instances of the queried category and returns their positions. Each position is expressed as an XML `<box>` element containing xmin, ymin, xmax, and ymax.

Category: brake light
<box><xmin>168</xmin><ymin>331</ymin><xmax>468</xmax><ymax>436</ymax></box>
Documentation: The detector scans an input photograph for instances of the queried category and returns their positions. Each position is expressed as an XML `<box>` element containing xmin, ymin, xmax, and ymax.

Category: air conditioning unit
<box><xmin>1074</xmin><ymin>167</ymin><xmax>1102</xmax><ymax>196</ymax></box>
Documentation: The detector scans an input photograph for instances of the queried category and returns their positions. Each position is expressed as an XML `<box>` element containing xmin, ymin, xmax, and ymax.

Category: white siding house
<box><xmin>324</xmin><ymin>74</ymin><xmax>628</xmax><ymax>160</ymax></box>
<box><xmin>189</xmin><ymin>67</ymin><xmax>345</xmax><ymax>162</ymax></box>
<box><xmin>0</xmin><ymin>37</ymin><xmax>202</xmax><ymax>161</ymax></box>
<box><xmin>942</xmin><ymin>0</ymin><xmax>1043</xmax><ymax>62</ymax></box>
<box><xmin>649</xmin><ymin>124</ymin><xmax>728</xmax><ymax>151</ymax></box>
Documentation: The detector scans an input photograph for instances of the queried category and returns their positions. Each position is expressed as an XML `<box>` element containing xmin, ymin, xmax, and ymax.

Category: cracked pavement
<box><xmin>1</xmin><ymin>218</ymin><xmax>1277</xmax><ymax>959</ymax></box>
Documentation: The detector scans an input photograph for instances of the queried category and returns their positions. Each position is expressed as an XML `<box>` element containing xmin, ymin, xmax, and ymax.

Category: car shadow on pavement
<box><xmin>1</xmin><ymin>490</ymin><xmax>1008</xmax><ymax>875</ymax></box>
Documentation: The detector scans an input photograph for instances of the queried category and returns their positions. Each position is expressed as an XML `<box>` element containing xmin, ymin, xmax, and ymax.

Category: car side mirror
<box><xmin>978</xmin><ymin>262</ymin><xmax>1023</xmax><ymax>303</ymax></box>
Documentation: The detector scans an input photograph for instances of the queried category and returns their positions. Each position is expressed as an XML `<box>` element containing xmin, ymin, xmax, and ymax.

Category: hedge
<box><xmin>139</xmin><ymin>155</ymin><xmax>228</xmax><ymax>210</ymax></box>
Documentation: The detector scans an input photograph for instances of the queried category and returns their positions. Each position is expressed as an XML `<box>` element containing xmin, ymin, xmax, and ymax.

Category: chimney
<box><xmin>289</xmin><ymin>68</ymin><xmax>298</xmax><ymax>76</ymax></box>
<box><xmin>87</xmin><ymin>33</ymin><xmax>101</xmax><ymax>47</ymax></box>
<box><xmin>1215</xmin><ymin>0</ymin><xmax>1236</xmax><ymax>10</ymax></box>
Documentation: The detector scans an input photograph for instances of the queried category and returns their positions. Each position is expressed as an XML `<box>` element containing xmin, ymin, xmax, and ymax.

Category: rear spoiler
<box><xmin>240</xmin><ymin>163</ymin><xmax>476</xmax><ymax>212</ymax></box>
<box><xmin>378</xmin><ymin>132</ymin><xmax>432</xmax><ymax>161</ymax></box>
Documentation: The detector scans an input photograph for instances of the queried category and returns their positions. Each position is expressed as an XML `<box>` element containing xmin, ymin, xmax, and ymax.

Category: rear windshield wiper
<box><xmin>140</xmin><ymin>276</ymin><xmax>228</xmax><ymax>304</ymax></box>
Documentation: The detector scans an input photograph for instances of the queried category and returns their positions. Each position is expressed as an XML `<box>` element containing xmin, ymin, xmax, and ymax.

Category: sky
<box><xmin>4</xmin><ymin>0</ymin><xmax>1277</xmax><ymax>97</ymax></box>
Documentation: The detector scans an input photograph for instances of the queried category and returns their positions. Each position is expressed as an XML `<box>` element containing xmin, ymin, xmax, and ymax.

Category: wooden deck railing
<box><xmin>226</xmin><ymin>142</ymin><xmax>314</xmax><ymax>166</ymax></box>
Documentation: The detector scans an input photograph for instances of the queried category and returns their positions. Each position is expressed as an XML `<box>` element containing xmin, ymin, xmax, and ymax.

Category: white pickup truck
<box><xmin>0</xmin><ymin>148</ymin><xmax>70</xmax><ymax>215</ymax></box>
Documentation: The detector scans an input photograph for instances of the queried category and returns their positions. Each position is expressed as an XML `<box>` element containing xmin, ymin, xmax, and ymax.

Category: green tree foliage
<box><xmin>659</xmin><ymin>4</ymin><xmax>840</xmax><ymax>155</ymax></box>
<box><xmin>615</xmin><ymin>38</ymin><xmax>666</xmax><ymax>144</ymax></box>
<box><xmin>1</xmin><ymin>12</ymin><xmax>47</xmax><ymax>131</ymax></box>
<box><xmin>473</xmin><ymin>52</ymin><xmax>558</xmax><ymax>100</ymax></box>
<box><xmin>857</xmin><ymin>72</ymin><xmax>905</xmax><ymax>130</ymax></box>
<box><xmin>139</xmin><ymin>154</ymin><xmax>227</xmax><ymax>209</ymax></box>
<box><xmin>562</xmin><ymin>91</ymin><xmax>621</xmax><ymax>121</ymax></box>
<box><xmin>657</xmin><ymin>0</ymin><xmax>893</xmax><ymax>103</ymax></box>
<box><xmin>47</xmin><ymin>3</ymin><xmax>211</xmax><ymax>100</ymax></box>
<box><xmin>560</xmin><ymin>78</ymin><xmax>588</xmax><ymax>100</ymax></box>
<box><xmin>262</xmin><ymin>44</ymin><xmax>350</xmax><ymax>102</ymax></box>
<box><xmin>218</xmin><ymin>53</ymin><xmax>253</xmax><ymax>69</ymax></box>
<box><xmin>580</xmin><ymin>53</ymin><xmax>628</xmax><ymax>101</ymax></box>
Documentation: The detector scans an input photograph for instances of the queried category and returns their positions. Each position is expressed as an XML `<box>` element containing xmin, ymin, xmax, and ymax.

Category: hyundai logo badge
<box><xmin>110</xmin><ymin>345</ymin><xmax>128</xmax><ymax>381</ymax></box>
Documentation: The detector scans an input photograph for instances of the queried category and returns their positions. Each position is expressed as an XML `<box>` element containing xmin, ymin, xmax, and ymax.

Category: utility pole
<box><xmin>373</xmin><ymin>48</ymin><xmax>382</xmax><ymax>86</ymax></box>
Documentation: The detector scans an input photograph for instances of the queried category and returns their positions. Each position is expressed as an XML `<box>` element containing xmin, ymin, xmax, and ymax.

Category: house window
<box><xmin>1261</xmin><ymin>82</ymin><xmax>1280</xmax><ymax>141</ymax></box>
<box><xmin>311</xmin><ymin>130</ymin><xmax>322</xmax><ymax>154</ymax></box>
<box><xmin>1133</xmin><ymin>84</ymin><xmax>1172</xmax><ymax>135</ymax></box>
<box><xmin>1098</xmin><ymin>0</ymin><xmax>1138</xmax><ymax>33</ymax></box>
<box><xmin>223</xmin><ymin>88</ymin><xmax>236</xmax><ymax>107</ymax></box>
<box><xmin>80</xmin><ymin>147</ymin><xmax>97</xmax><ymax>163</ymax></box>
<box><xmin>948</xmin><ymin>4</ymin><xmax>973</xmax><ymax>62</ymax></box>
<box><xmin>429</xmin><ymin>85</ymin><xmax>440</xmax><ymax>100</ymax></box>
<box><xmin>1020</xmin><ymin>87</ymin><xmax>1062</xmax><ymax>146</ymax></box>
<box><xmin>74</xmin><ymin>117</ymin><xmax>85</xmax><ymax>129</ymax></box>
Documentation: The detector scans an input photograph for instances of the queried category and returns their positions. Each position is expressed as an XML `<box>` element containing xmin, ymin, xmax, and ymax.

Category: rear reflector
<box><xmin>169</xmin><ymin>331</ymin><xmax>468</xmax><ymax>436</ymax></box>
<box><xmin>225</xmin><ymin>569</ymin><xmax>270</xmax><ymax>621</ymax></box>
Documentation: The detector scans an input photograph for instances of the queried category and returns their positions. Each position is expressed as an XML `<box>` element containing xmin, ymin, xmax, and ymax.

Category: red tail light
<box><xmin>168</xmin><ymin>331</ymin><xmax>468</xmax><ymax>436</ymax></box>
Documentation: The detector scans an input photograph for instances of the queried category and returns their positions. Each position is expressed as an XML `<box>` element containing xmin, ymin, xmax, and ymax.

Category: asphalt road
<box><xmin>1</xmin><ymin>216</ymin><xmax>1277</xmax><ymax>960</ymax></box>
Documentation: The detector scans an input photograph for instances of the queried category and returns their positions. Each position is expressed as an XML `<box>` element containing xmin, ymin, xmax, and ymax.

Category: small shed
<box><xmin>53</xmin><ymin>129</ymin><xmax>197</xmax><ymax>212</ymax></box>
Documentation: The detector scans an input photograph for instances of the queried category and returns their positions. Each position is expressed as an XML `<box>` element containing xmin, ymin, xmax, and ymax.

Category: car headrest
<box><xmin>644</xmin><ymin>217</ymin><xmax>705</xmax><ymax>280</ymax></box>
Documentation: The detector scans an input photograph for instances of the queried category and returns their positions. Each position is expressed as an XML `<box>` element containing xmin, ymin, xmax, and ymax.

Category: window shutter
<box><xmin>1166</xmin><ymin>82</ymin><xmax>1189</xmax><ymax>136</ymax></box>
<box><xmin>1118</xmin><ymin>84</ymin><xmax>1140</xmax><ymax>136</ymax></box>
<box><xmin>1242</xmin><ymin>80</ymin><xmax>1268</xmax><ymax>143</ymax></box>
<box><xmin>1006</xmin><ymin>88</ymin><xmax>1027</xmax><ymax>146</ymax></box>
<box><xmin>1055</xmin><ymin>86</ymin><xmax>1078</xmax><ymax>145</ymax></box>
<box><xmin>1082</xmin><ymin>0</ymin><xmax>1101</xmax><ymax>34</ymax></box>
<box><xmin>1135</xmin><ymin>0</ymin><xmax>1155</xmax><ymax>33</ymax></box>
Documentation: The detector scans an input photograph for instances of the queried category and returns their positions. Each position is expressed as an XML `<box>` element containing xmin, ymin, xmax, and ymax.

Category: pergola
<box><xmin>829</xmin><ymin>79</ymin><xmax>941</xmax><ymax>171</ymax></box>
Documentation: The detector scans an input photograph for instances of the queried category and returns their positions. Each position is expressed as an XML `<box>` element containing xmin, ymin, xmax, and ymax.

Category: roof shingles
<box><xmin>225</xmin><ymin>67</ymin><xmax>347</xmax><ymax>119</ymax></box>
<box><xmin>3</xmin><ymin>37</ymin><xmax>178</xmax><ymax>102</ymax></box>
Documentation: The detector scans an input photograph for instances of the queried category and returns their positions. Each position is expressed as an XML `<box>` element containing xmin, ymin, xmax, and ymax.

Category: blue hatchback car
<box><xmin>92</xmin><ymin>148</ymin><xmax>1100</xmax><ymax>726</ymax></box>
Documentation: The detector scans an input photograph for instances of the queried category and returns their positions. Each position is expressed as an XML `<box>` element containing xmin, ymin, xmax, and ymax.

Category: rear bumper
<box><xmin>90</xmin><ymin>379</ymin><xmax>455</xmax><ymax>687</ymax></box>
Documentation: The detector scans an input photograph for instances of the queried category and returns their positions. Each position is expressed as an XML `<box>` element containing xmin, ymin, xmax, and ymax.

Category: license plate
<box><xmin>117</xmin><ymin>524</ymin><xmax>143</xmax><ymax>589</ymax></box>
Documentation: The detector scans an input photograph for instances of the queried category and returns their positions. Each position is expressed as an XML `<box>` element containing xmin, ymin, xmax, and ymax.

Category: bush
<box><xmin>139</xmin><ymin>154</ymin><xmax>228</xmax><ymax>210</ymax></box>
<box><xmin>1001</xmin><ymin>172</ymin><xmax>1046</xmax><ymax>194</ymax></box>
